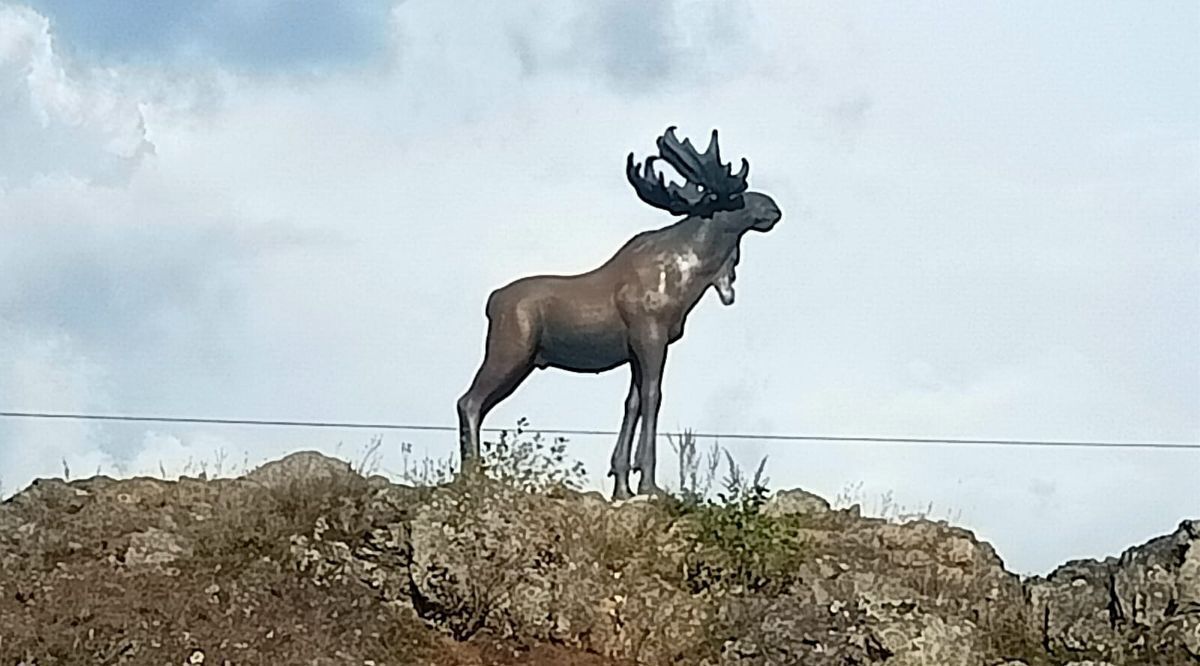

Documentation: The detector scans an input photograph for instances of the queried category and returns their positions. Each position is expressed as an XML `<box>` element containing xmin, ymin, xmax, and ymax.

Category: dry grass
<box><xmin>0</xmin><ymin>473</ymin><xmax>443</xmax><ymax>665</ymax></box>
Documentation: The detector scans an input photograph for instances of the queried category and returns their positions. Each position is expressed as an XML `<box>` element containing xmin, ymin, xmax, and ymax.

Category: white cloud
<box><xmin>0</xmin><ymin>4</ymin><xmax>153</xmax><ymax>187</ymax></box>
<box><xmin>0</xmin><ymin>326</ymin><xmax>111</xmax><ymax>493</ymax></box>
<box><xmin>122</xmin><ymin>430</ymin><xmax>247</xmax><ymax>479</ymax></box>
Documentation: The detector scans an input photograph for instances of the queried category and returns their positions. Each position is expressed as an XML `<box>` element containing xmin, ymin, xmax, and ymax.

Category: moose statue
<box><xmin>457</xmin><ymin>126</ymin><xmax>782</xmax><ymax>500</ymax></box>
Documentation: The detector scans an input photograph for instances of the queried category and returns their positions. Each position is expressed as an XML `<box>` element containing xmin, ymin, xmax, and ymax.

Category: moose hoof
<box><xmin>636</xmin><ymin>482</ymin><xmax>668</xmax><ymax>499</ymax></box>
<box><xmin>611</xmin><ymin>481</ymin><xmax>634</xmax><ymax>502</ymax></box>
<box><xmin>454</xmin><ymin>460</ymin><xmax>485</xmax><ymax>485</ymax></box>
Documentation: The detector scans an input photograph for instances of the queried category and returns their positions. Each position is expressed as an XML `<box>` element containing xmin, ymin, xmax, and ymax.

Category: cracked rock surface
<box><xmin>1027</xmin><ymin>519</ymin><xmax>1199</xmax><ymax>663</ymax></box>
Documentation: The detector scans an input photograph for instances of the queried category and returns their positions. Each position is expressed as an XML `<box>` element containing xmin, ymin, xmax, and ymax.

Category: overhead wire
<box><xmin>1</xmin><ymin>411</ymin><xmax>1197</xmax><ymax>450</ymax></box>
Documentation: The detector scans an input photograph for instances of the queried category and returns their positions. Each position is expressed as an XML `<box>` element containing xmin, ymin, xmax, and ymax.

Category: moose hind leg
<box><xmin>457</xmin><ymin>313</ymin><xmax>536</xmax><ymax>475</ymax></box>
<box><xmin>609</xmin><ymin>368</ymin><xmax>641</xmax><ymax>501</ymax></box>
<box><xmin>457</xmin><ymin>358</ymin><xmax>533</xmax><ymax>475</ymax></box>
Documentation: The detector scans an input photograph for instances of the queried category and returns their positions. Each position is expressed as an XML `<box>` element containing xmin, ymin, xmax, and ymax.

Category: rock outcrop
<box><xmin>1027</xmin><ymin>519</ymin><xmax>1199</xmax><ymax>663</ymax></box>
<box><xmin>0</xmin><ymin>451</ymin><xmax>1195</xmax><ymax>665</ymax></box>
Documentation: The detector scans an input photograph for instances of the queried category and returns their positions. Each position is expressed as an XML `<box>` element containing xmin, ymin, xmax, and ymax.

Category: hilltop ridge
<box><xmin>0</xmin><ymin>450</ymin><xmax>1195</xmax><ymax>665</ymax></box>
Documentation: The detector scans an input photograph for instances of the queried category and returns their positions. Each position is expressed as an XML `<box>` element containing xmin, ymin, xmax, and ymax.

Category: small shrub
<box><xmin>391</xmin><ymin>419</ymin><xmax>587</xmax><ymax>495</ymax></box>
<box><xmin>669</xmin><ymin>449</ymin><xmax>804</xmax><ymax>597</ymax></box>
<box><xmin>478</xmin><ymin>418</ymin><xmax>587</xmax><ymax>494</ymax></box>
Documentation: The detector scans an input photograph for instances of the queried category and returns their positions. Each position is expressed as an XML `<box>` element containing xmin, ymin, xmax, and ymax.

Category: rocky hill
<box><xmin>0</xmin><ymin>451</ymin><xmax>1195</xmax><ymax>665</ymax></box>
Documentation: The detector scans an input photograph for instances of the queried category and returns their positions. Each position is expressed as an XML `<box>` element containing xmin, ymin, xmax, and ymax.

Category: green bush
<box><xmin>670</xmin><ymin>450</ymin><xmax>804</xmax><ymax>597</ymax></box>
<box><xmin>394</xmin><ymin>418</ymin><xmax>587</xmax><ymax>494</ymax></box>
<box><xmin>479</xmin><ymin>418</ymin><xmax>587</xmax><ymax>494</ymax></box>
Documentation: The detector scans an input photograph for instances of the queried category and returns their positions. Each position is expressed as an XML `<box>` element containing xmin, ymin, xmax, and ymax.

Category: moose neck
<box><xmin>640</xmin><ymin>215</ymin><xmax>736</xmax><ymax>259</ymax></box>
<box><xmin>621</xmin><ymin>214</ymin><xmax>745</xmax><ymax>316</ymax></box>
<box><xmin>673</xmin><ymin>212</ymin><xmax>748</xmax><ymax>256</ymax></box>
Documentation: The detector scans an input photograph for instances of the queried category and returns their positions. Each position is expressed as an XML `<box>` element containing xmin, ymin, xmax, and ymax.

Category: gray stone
<box><xmin>1026</xmin><ymin>519</ymin><xmax>1199</xmax><ymax>662</ymax></box>
<box><xmin>242</xmin><ymin>451</ymin><xmax>359</xmax><ymax>489</ymax></box>
<box><xmin>760</xmin><ymin>488</ymin><xmax>831</xmax><ymax>517</ymax></box>
<box><xmin>125</xmin><ymin>526</ymin><xmax>192</xmax><ymax>566</ymax></box>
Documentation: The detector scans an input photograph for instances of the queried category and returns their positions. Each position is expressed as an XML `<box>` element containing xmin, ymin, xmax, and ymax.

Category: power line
<box><xmin>2</xmin><ymin>410</ymin><xmax>1197</xmax><ymax>451</ymax></box>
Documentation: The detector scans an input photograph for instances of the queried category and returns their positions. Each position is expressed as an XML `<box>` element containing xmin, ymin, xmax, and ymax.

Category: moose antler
<box><xmin>626</xmin><ymin>126</ymin><xmax>750</xmax><ymax>218</ymax></box>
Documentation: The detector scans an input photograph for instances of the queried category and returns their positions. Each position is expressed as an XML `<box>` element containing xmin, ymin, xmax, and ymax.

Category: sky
<box><xmin>0</xmin><ymin>0</ymin><xmax>1196</xmax><ymax>575</ymax></box>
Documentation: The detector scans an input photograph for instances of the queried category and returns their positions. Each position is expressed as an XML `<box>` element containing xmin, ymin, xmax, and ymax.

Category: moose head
<box><xmin>457</xmin><ymin>126</ymin><xmax>781</xmax><ymax>500</ymax></box>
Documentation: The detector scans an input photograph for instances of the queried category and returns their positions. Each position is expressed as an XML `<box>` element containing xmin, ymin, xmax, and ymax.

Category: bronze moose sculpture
<box><xmin>457</xmin><ymin>126</ymin><xmax>782</xmax><ymax>500</ymax></box>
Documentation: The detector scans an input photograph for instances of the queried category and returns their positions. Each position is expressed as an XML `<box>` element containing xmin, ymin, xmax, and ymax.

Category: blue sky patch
<box><xmin>24</xmin><ymin>0</ymin><xmax>395</xmax><ymax>71</ymax></box>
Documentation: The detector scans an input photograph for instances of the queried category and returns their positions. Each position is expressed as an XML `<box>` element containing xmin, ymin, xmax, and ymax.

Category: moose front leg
<box><xmin>631</xmin><ymin>330</ymin><xmax>668</xmax><ymax>497</ymax></box>
<box><xmin>609</xmin><ymin>367</ymin><xmax>641</xmax><ymax>501</ymax></box>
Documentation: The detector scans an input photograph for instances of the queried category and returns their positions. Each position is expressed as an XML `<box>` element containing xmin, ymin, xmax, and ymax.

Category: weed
<box><xmin>833</xmin><ymin>480</ymin><xmax>962</xmax><ymax>524</ymax></box>
<box><xmin>392</xmin><ymin>441</ymin><xmax>457</xmax><ymax>486</ymax></box>
<box><xmin>668</xmin><ymin>429</ymin><xmax>720</xmax><ymax>502</ymax></box>
<box><xmin>352</xmin><ymin>435</ymin><xmax>385</xmax><ymax>476</ymax></box>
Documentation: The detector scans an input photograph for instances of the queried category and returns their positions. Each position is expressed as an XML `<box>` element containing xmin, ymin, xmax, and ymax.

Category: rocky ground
<box><xmin>0</xmin><ymin>451</ymin><xmax>1196</xmax><ymax>665</ymax></box>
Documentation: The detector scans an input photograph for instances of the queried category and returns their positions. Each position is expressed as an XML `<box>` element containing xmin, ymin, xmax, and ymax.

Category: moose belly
<box><xmin>537</xmin><ymin>323</ymin><xmax>629</xmax><ymax>372</ymax></box>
